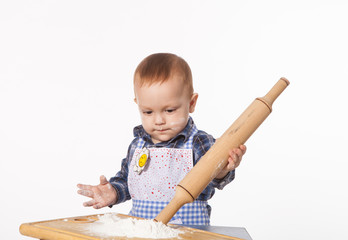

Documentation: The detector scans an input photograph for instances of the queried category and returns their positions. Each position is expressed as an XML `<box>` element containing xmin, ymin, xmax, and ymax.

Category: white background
<box><xmin>1</xmin><ymin>1</ymin><xmax>347</xmax><ymax>239</ymax></box>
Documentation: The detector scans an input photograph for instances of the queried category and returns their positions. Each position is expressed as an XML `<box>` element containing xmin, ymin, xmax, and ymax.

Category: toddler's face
<box><xmin>134</xmin><ymin>75</ymin><xmax>197</xmax><ymax>144</ymax></box>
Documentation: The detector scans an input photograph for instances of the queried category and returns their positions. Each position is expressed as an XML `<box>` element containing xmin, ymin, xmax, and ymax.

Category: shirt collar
<box><xmin>133</xmin><ymin>116</ymin><xmax>195</xmax><ymax>145</ymax></box>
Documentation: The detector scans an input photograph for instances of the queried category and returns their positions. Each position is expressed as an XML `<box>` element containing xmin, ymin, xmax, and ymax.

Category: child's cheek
<box><xmin>140</xmin><ymin>115</ymin><xmax>151</xmax><ymax>130</ymax></box>
<box><xmin>169</xmin><ymin>117</ymin><xmax>187</xmax><ymax>130</ymax></box>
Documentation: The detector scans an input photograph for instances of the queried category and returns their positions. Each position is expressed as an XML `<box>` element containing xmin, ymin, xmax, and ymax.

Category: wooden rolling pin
<box><xmin>155</xmin><ymin>77</ymin><xmax>290</xmax><ymax>224</ymax></box>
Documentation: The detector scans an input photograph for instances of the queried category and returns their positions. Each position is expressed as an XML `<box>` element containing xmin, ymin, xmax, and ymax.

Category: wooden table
<box><xmin>20</xmin><ymin>213</ymin><xmax>252</xmax><ymax>240</ymax></box>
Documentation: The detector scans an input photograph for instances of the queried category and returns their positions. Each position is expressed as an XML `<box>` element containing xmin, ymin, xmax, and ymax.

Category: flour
<box><xmin>88</xmin><ymin>213</ymin><xmax>182</xmax><ymax>239</ymax></box>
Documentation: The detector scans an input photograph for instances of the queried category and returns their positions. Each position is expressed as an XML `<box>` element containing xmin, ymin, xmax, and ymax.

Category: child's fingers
<box><xmin>78</xmin><ymin>189</ymin><xmax>94</xmax><ymax>198</ymax></box>
<box><xmin>240</xmin><ymin>144</ymin><xmax>247</xmax><ymax>154</ymax></box>
<box><xmin>230</xmin><ymin>145</ymin><xmax>246</xmax><ymax>157</ymax></box>
<box><xmin>93</xmin><ymin>203</ymin><xmax>103</xmax><ymax>209</ymax></box>
<box><xmin>229</xmin><ymin>150</ymin><xmax>239</xmax><ymax>162</ymax></box>
<box><xmin>77</xmin><ymin>183</ymin><xmax>92</xmax><ymax>190</ymax></box>
<box><xmin>232</xmin><ymin>147</ymin><xmax>245</xmax><ymax>161</ymax></box>
<box><xmin>233</xmin><ymin>158</ymin><xmax>240</xmax><ymax>168</ymax></box>
<box><xmin>83</xmin><ymin>200</ymin><xmax>95</xmax><ymax>207</ymax></box>
<box><xmin>227</xmin><ymin>155</ymin><xmax>240</xmax><ymax>170</ymax></box>
<box><xmin>225</xmin><ymin>145</ymin><xmax>246</xmax><ymax>172</ymax></box>
<box><xmin>228</xmin><ymin>158</ymin><xmax>236</xmax><ymax>170</ymax></box>
<box><xmin>100</xmin><ymin>175</ymin><xmax>108</xmax><ymax>185</ymax></box>
<box><xmin>234</xmin><ymin>148</ymin><xmax>243</xmax><ymax>159</ymax></box>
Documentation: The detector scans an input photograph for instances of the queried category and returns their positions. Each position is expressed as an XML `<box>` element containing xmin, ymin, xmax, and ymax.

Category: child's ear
<box><xmin>189</xmin><ymin>93</ymin><xmax>199</xmax><ymax>113</ymax></box>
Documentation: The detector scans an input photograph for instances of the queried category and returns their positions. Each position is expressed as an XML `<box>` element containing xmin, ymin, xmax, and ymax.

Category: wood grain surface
<box><xmin>20</xmin><ymin>213</ymin><xmax>246</xmax><ymax>240</ymax></box>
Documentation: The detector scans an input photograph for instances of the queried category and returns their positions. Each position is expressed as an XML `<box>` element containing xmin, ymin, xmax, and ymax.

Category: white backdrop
<box><xmin>1</xmin><ymin>1</ymin><xmax>347</xmax><ymax>239</ymax></box>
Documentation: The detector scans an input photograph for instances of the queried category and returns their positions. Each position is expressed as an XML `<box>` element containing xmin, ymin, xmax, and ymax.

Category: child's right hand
<box><xmin>77</xmin><ymin>175</ymin><xmax>117</xmax><ymax>209</ymax></box>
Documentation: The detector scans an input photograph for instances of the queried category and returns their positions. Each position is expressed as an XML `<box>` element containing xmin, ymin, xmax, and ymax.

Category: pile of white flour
<box><xmin>88</xmin><ymin>213</ymin><xmax>182</xmax><ymax>239</ymax></box>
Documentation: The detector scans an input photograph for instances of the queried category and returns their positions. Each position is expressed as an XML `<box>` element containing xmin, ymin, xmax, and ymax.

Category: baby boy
<box><xmin>77</xmin><ymin>53</ymin><xmax>246</xmax><ymax>225</ymax></box>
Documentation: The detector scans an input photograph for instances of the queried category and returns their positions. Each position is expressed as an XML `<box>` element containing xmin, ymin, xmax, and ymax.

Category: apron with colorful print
<box><xmin>128</xmin><ymin>126</ymin><xmax>210</xmax><ymax>225</ymax></box>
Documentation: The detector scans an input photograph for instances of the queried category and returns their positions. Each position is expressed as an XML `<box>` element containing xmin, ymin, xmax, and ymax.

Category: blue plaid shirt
<box><xmin>109</xmin><ymin>117</ymin><xmax>235</xmax><ymax>205</ymax></box>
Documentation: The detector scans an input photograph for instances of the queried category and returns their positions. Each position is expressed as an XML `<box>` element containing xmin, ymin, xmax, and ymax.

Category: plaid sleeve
<box><xmin>193</xmin><ymin>132</ymin><xmax>235</xmax><ymax>197</ymax></box>
<box><xmin>109</xmin><ymin>140</ymin><xmax>137</xmax><ymax>205</ymax></box>
<box><xmin>211</xmin><ymin>169</ymin><xmax>235</xmax><ymax>190</ymax></box>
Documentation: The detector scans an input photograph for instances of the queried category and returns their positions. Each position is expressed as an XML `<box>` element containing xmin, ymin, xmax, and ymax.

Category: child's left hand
<box><xmin>215</xmin><ymin>144</ymin><xmax>247</xmax><ymax>179</ymax></box>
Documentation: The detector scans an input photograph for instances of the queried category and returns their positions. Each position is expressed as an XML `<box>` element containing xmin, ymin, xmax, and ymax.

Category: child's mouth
<box><xmin>156</xmin><ymin>128</ymin><xmax>168</xmax><ymax>133</ymax></box>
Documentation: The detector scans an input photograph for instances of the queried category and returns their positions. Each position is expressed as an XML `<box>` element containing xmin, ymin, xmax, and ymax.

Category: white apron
<box><xmin>128</xmin><ymin>126</ymin><xmax>210</xmax><ymax>225</ymax></box>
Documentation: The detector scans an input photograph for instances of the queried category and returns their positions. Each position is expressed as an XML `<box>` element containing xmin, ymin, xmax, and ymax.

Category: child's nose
<box><xmin>155</xmin><ymin>113</ymin><xmax>165</xmax><ymax>125</ymax></box>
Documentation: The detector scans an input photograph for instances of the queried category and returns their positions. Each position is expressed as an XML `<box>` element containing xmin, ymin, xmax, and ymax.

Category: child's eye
<box><xmin>143</xmin><ymin>111</ymin><xmax>152</xmax><ymax>115</ymax></box>
<box><xmin>166</xmin><ymin>109</ymin><xmax>176</xmax><ymax>113</ymax></box>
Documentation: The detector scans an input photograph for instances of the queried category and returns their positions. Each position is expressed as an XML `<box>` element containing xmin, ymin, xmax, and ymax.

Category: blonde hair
<box><xmin>134</xmin><ymin>53</ymin><xmax>193</xmax><ymax>95</ymax></box>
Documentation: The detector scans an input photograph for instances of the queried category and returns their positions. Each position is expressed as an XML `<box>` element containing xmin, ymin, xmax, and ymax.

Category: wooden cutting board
<box><xmin>20</xmin><ymin>213</ymin><xmax>246</xmax><ymax>240</ymax></box>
